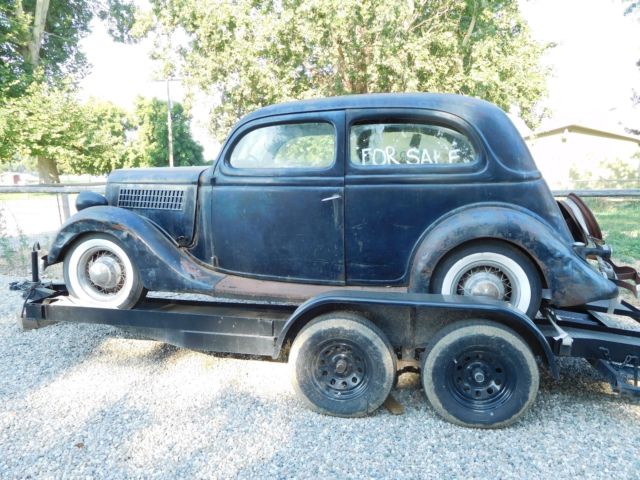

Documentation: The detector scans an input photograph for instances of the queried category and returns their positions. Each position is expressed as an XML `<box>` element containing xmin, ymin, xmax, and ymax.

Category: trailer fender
<box><xmin>274</xmin><ymin>291</ymin><xmax>559</xmax><ymax>378</ymax></box>
<box><xmin>47</xmin><ymin>206</ymin><xmax>224</xmax><ymax>293</ymax></box>
<box><xmin>409</xmin><ymin>204</ymin><xmax>618</xmax><ymax>307</ymax></box>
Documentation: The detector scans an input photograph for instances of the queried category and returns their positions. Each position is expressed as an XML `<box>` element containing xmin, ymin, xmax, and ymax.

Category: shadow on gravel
<box><xmin>539</xmin><ymin>356</ymin><xmax>634</xmax><ymax>398</ymax></box>
<box><xmin>0</xmin><ymin>320</ymin><xmax>117</xmax><ymax>402</ymax></box>
<box><xmin>4</xmin><ymin>321</ymin><xmax>640</xmax><ymax>478</ymax></box>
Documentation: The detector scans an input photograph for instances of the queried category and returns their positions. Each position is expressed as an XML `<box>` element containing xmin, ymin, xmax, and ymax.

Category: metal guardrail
<box><xmin>552</xmin><ymin>189</ymin><xmax>640</xmax><ymax>198</ymax></box>
<box><xmin>0</xmin><ymin>183</ymin><xmax>106</xmax><ymax>194</ymax></box>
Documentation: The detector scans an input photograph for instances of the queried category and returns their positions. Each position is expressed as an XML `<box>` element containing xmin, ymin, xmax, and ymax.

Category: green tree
<box><xmin>0</xmin><ymin>3</ymin><xmax>32</xmax><ymax>98</ymax></box>
<box><xmin>129</xmin><ymin>97</ymin><xmax>205</xmax><ymax>167</ymax></box>
<box><xmin>0</xmin><ymin>81</ymin><xmax>133</xmax><ymax>181</ymax></box>
<box><xmin>0</xmin><ymin>0</ymin><xmax>136</xmax><ymax>97</ymax></box>
<box><xmin>141</xmin><ymin>0</ymin><xmax>549</xmax><ymax>138</ymax></box>
<box><xmin>0</xmin><ymin>0</ymin><xmax>136</xmax><ymax>181</ymax></box>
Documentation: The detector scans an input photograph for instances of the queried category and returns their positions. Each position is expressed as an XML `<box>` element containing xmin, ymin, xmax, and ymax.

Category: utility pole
<box><xmin>166</xmin><ymin>78</ymin><xmax>174</xmax><ymax>168</ymax></box>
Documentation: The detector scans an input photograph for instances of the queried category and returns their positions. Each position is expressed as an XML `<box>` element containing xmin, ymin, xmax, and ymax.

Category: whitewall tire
<box><xmin>431</xmin><ymin>241</ymin><xmax>542</xmax><ymax>318</ymax></box>
<box><xmin>63</xmin><ymin>234</ymin><xmax>145</xmax><ymax>309</ymax></box>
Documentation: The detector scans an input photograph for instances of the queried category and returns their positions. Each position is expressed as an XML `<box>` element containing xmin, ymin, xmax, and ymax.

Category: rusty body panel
<box><xmin>47</xmin><ymin>206</ymin><xmax>407</xmax><ymax>302</ymax></box>
<box><xmin>214</xmin><ymin>275</ymin><xmax>406</xmax><ymax>303</ymax></box>
<box><xmin>408</xmin><ymin>204</ymin><xmax>618</xmax><ymax>306</ymax></box>
<box><xmin>47</xmin><ymin>206</ymin><xmax>225</xmax><ymax>293</ymax></box>
<box><xmin>46</xmin><ymin>93</ymin><xmax>629</xmax><ymax>309</ymax></box>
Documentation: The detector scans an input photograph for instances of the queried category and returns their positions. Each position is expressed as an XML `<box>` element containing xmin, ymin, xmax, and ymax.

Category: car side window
<box><xmin>350</xmin><ymin>122</ymin><xmax>476</xmax><ymax>167</ymax></box>
<box><xmin>229</xmin><ymin>122</ymin><xmax>335</xmax><ymax>169</ymax></box>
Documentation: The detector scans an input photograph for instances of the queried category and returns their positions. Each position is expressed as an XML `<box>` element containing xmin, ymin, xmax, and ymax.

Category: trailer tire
<box><xmin>290</xmin><ymin>312</ymin><xmax>396</xmax><ymax>417</ymax></box>
<box><xmin>422</xmin><ymin>320</ymin><xmax>539</xmax><ymax>428</ymax></box>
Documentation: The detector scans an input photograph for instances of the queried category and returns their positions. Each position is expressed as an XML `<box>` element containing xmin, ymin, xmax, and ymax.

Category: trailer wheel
<box><xmin>64</xmin><ymin>233</ymin><xmax>146</xmax><ymax>309</ymax></box>
<box><xmin>289</xmin><ymin>312</ymin><xmax>396</xmax><ymax>417</ymax></box>
<box><xmin>422</xmin><ymin>320</ymin><xmax>539</xmax><ymax>428</ymax></box>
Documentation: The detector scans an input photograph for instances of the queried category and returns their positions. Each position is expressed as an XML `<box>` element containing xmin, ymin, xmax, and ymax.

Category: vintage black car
<box><xmin>47</xmin><ymin>93</ymin><xmax>619</xmax><ymax>317</ymax></box>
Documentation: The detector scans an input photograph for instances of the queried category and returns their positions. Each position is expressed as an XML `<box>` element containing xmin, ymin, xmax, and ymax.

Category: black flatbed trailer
<box><xmin>15</xmin><ymin>273</ymin><xmax>640</xmax><ymax>427</ymax></box>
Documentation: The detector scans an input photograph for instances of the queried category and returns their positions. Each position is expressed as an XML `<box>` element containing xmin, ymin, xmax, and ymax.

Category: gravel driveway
<box><xmin>1</xmin><ymin>273</ymin><xmax>640</xmax><ymax>479</ymax></box>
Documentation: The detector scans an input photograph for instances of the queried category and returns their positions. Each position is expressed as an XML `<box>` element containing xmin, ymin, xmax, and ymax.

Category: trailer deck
<box><xmin>13</xmin><ymin>272</ymin><xmax>640</xmax><ymax>427</ymax></box>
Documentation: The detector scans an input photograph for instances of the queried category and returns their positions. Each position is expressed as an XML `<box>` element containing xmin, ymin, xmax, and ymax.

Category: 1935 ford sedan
<box><xmin>45</xmin><ymin>93</ymin><xmax>620</xmax><ymax>317</ymax></box>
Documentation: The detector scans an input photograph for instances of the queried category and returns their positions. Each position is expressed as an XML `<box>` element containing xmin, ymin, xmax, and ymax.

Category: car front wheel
<box><xmin>431</xmin><ymin>241</ymin><xmax>542</xmax><ymax>318</ymax></box>
<box><xmin>64</xmin><ymin>233</ymin><xmax>146</xmax><ymax>309</ymax></box>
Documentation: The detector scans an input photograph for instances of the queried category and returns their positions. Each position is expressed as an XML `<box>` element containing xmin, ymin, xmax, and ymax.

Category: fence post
<box><xmin>60</xmin><ymin>193</ymin><xmax>71</xmax><ymax>221</ymax></box>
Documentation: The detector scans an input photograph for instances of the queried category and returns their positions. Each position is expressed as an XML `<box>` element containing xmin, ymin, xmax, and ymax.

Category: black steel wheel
<box><xmin>289</xmin><ymin>312</ymin><xmax>396</xmax><ymax>417</ymax></box>
<box><xmin>422</xmin><ymin>320</ymin><xmax>539</xmax><ymax>428</ymax></box>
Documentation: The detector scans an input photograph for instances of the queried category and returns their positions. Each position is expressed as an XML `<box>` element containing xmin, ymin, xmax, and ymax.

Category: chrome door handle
<box><xmin>321</xmin><ymin>194</ymin><xmax>342</xmax><ymax>202</ymax></box>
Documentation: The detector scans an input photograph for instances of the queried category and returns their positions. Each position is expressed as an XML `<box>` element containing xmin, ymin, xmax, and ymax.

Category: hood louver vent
<box><xmin>117</xmin><ymin>188</ymin><xmax>185</xmax><ymax>211</ymax></box>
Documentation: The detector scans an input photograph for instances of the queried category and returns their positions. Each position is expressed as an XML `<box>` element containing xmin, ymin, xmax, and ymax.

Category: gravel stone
<box><xmin>2</xmin><ymin>272</ymin><xmax>640</xmax><ymax>479</ymax></box>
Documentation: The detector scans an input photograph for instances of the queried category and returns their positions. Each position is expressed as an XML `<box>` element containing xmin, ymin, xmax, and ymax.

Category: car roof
<box><xmin>240</xmin><ymin>93</ymin><xmax>499</xmax><ymax>123</ymax></box>
<box><xmin>236</xmin><ymin>93</ymin><xmax>539</xmax><ymax>176</ymax></box>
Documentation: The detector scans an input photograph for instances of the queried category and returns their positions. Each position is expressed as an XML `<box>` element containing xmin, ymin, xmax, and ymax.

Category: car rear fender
<box><xmin>409</xmin><ymin>204</ymin><xmax>618</xmax><ymax>307</ymax></box>
<box><xmin>47</xmin><ymin>206</ymin><xmax>224</xmax><ymax>293</ymax></box>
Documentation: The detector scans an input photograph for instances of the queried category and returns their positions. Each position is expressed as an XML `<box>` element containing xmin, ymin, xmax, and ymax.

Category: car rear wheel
<box><xmin>64</xmin><ymin>233</ymin><xmax>146</xmax><ymax>309</ymax></box>
<box><xmin>289</xmin><ymin>312</ymin><xmax>396</xmax><ymax>417</ymax></box>
<box><xmin>431</xmin><ymin>241</ymin><xmax>542</xmax><ymax>318</ymax></box>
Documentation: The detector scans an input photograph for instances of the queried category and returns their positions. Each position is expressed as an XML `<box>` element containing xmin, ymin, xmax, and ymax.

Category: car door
<box><xmin>344</xmin><ymin>108</ymin><xmax>485</xmax><ymax>285</ymax></box>
<box><xmin>210</xmin><ymin>111</ymin><xmax>346</xmax><ymax>284</ymax></box>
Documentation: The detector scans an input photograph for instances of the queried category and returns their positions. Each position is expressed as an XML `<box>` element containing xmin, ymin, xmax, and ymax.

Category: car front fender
<box><xmin>409</xmin><ymin>204</ymin><xmax>618</xmax><ymax>307</ymax></box>
<box><xmin>47</xmin><ymin>206</ymin><xmax>224</xmax><ymax>293</ymax></box>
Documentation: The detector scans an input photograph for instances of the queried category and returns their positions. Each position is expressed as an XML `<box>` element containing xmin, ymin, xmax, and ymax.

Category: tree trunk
<box><xmin>29</xmin><ymin>1</ymin><xmax>55</xmax><ymax>184</ymax></box>
<box><xmin>37</xmin><ymin>157</ymin><xmax>60</xmax><ymax>183</ymax></box>
<box><xmin>27</xmin><ymin>0</ymin><xmax>50</xmax><ymax>67</ymax></box>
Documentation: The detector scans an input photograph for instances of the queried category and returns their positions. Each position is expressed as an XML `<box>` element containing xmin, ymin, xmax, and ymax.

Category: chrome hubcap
<box><xmin>88</xmin><ymin>255</ymin><xmax>123</xmax><ymax>289</ymax></box>
<box><xmin>457</xmin><ymin>267</ymin><xmax>512</xmax><ymax>302</ymax></box>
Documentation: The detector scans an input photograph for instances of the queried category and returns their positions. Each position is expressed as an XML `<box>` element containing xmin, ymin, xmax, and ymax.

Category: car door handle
<box><xmin>321</xmin><ymin>194</ymin><xmax>342</xmax><ymax>202</ymax></box>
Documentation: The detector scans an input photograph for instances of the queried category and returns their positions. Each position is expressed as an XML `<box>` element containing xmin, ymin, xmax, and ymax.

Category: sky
<box><xmin>78</xmin><ymin>0</ymin><xmax>640</xmax><ymax>158</ymax></box>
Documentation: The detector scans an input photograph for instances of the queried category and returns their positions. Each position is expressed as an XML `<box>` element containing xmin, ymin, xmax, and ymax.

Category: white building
<box><xmin>525</xmin><ymin>124</ymin><xmax>640</xmax><ymax>189</ymax></box>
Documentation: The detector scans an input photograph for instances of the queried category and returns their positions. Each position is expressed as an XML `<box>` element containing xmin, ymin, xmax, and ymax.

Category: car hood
<box><xmin>105</xmin><ymin>166</ymin><xmax>207</xmax><ymax>246</ymax></box>
<box><xmin>107</xmin><ymin>166</ymin><xmax>207</xmax><ymax>185</ymax></box>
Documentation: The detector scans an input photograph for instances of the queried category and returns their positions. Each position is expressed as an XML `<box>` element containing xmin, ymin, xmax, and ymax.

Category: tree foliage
<box><xmin>0</xmin><ymin>0</ymin><xmax>136</xmax><ymax>98</ymax></box>
<box><xmin>129</xmin><ymin>97</ymin><xmax>205</xmax><ymax>168</ymax></box>
<box><xmin>142</xmin><ymin>0</ymin><xmax>549</xmax><ymax>138</ymax></box>
<box><xmin>0</xmin><ymin>81</ymin><xmax>134</xmax><ymax>181</ymax></box>
<box><xmin>0</xmin><ymin>2</ymin><xmax>32</xmax><ymax>98</ymax></box>
<box><xmin>0</xmin><ymin>85</ymin><xmax>205</xmax><ymax>179</ymax></box>
<box><xmin>0</xmin><ymin>0</ymin><xmax>205</xmax><ymax>180</ymax></box>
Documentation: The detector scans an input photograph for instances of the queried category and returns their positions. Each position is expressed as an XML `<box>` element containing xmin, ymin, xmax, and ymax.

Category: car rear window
<box><xmin>350</xmin><ymin>123</ymin><xmax>476</xmax><ymax>167</ymax></box>
<box><xmin>230</xmin><ymin>122</ymin><xmax>335</xmax><ymax>169</ymax></box>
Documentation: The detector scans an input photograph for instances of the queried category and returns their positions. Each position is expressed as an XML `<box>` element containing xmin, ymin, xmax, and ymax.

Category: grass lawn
<box><xmin>585</xmin><ymin>197</ymin><xmax>640</xmax><ymax>264</ymax></box>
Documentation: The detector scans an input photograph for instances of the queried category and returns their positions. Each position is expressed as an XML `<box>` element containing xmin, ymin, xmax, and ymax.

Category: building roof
<box><xmin>526</xmin><ymin>124</ymin><xmax>640</xmax><ymax>144</ymax></box>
